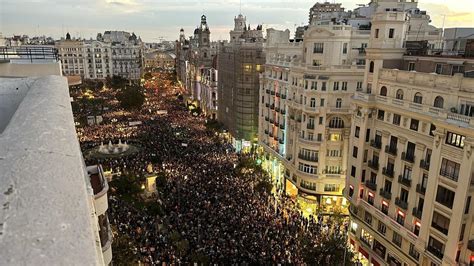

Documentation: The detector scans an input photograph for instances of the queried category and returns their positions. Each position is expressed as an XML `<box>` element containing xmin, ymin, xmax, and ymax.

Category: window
<box><xmin>321</xmin><ymin>82</ymin><xmax>326</xmax><ymax>91</ymax></box>
<box><xmin>432</xmin><ymin>211</ymin><xmax>450</xmax><ymax>235</ymax></box>
<box><xmin>359</xmin><ymin>188</ymin><xmax>364</xmax><ymax>199</ymax></box>
<box><xmin>357</xmin><ymin>82</ymin><xmax>363</xmax><ymax>90</ymax></box>
<box><xmin>311</xmin><ymin>81</ymin><xmax>317</xmax><ymax>90</ymax></box>
<box><xmin>361</xmin><ymin>228</ymin><xmax>374</xmax><ymax>246</ymax></box>
<box><xmin>408</xmin><ymin>62</ymin><xmax>415</xmax><ymax>71</ymax></box>
<box><xmin>435</xmin><ymin>185</ymin><xmax>455</xmax><ymax>208</ymax></box>
<box><xmin>381</xmin><ymin>201</ymin><xmax>389</xmax><ymax>215</ymax></box>
<box><xmin>319</xmin><ymin>117</ymin><xmax>324</xmax><ymax>125</ymax></box>
<box><xmin>343</xmin><ymin>43</ymin><xmax>348</xmax><ymax>54</ymax></box>
<box><xmin>392</xmin><ymin>232</ymin><xmax>402</xmax><ymax>247</ymax></box>
<box><xmin>364</xmin><ymin>212</ymin><xmax>372</xmax><ymax>225</ymax></box>
<box><xmin>410</xmin><ymin>119</ymin><xmax>419</xmax><ymax>131</ymax></box>
<box><xmin>434</xmin><ymin>96</ymin><xmax>444</xmax><ymax>108</ymax></box>
<box><xmin>435</xmin><ymin>64</ymin><xmax>443</xmax><ymax>74</ymax></box>
<box><xmin>336</xmin><ymin>98</ymin><xmax>342</xmax><ymax>108</ymax></box>
<box><xmin>313</xmin><ymin>60</ymin><xmax>322</xmax><ymax>66</ymax></box>
<box><xmin>317</xmin><ymin>133</ymin><xmax>322</xmax><ymax>141</ymax></box>
<box><xmin>410</xmin><ymin>244</ymin><xmax>420</xmax><ymax>260</ymax></box>
<box><xmin>329</xmin><ymin>117</ymin><xmax>344</xmax><ymax>128</ymax></box>
<box><xmin>375</xmin><ymin>29</ymin><xmax>379</xmax><ymax>38</ymax></box>
<box><xmin>368</xmin><ymin>192</ymin><xmax>374</xmax><ymax>205</ymax></box>
<box><xmin>389</xmin><ymin>28</ymin><xmax>395</xmax><ymax>38</ymax></box>
<box><xmin>366</xmin><ymin>129</ymin><xmax>370</xmax><ymax>142</ymax></box>
<box><xmin>353</xmin><ymin>146</ymin><xmax>358</xmax><ymax>158</ymax></box>
<box><xmin>369</xmin><ymin>61</ymin><xmax>374</xmax><ymax>73</ymax></box>
<box><xmin>465</xmin><ymin>196</ymin><xmax>471</xmax><ymax>214</ymax></box>
<box><xmin>446</xmin><ymin>132</ymin><xmax>465</xmax><ymax>148</ymax></box>
<box><xmin>310</xmin><ymin>98</ymin><xmax>316</xmax><ymax>108</ymax></box>
<box><xmin>396</xmin><ymin>211</ymin><xmax>405</xmax><ymax>225</ymax></box>
<box><xmin>440</xmin><ymin>158</ymin><xmax>460</xmax><ymax>181</ymax></box>
<box><xmin>396</xmin><ymin>89</ymin><xmax>404</xmax><ymax>100</ymax></box>
<box><xmin>428</xmin><ymin>236</ymin><xmax>444</xmax><ymax>259</ymax></box>
<box><xmin>300</xmin><ymin>180</ymin><xmax>316</xmax><ymax>190</ymax></box>
<box><xmin>324</xmin><ymin>184</ymin><xmax>340</xmax><ymax>192</ymax></box>
<box><xmin>460</xmin><ymin>223</ymin><xmax>466</xmax><ymax>241</ymax></box>
<box><xmin>313</xmin><ymin>43</ymin><xmax>324</xmax><ymax>53</ymax></box>
<box><xmin>333</xmin><ymin>81</ymin><xmax>339</xmax><ymax>91</ymax></box>
<box><xmin>413</xmin><ymin>92</ymin><xmax>423</xmax><ymax>104</ymax></box>
<box><xmin>380</xmin><ymin>86</ymin><xmax>387</xmax><ymax>96</ymax></box>
<box><xmin>342</xmin><ymin>82</ymin><xmax>348</xmax><ymax>91</ymax></box>
<box><xmin>355</xmin><ymin>126</ymin><xmax>360</xmax><ymax>138</ymax></box>
<box><xmin>349</xmin><ymin>185</ymin><xmax>354</xmax><ymax>197</ymax></box>
<box><xmin>377</xmin><ymin>110</ymin><xmax>385</xmax><ymax>120</ymax></box>
<box><xmin>351</xmin><ymin>166</ymin><xmax>356</xmax><ymax>177</ymax></box>
<box><xmin>299</xmin><ymin>163</ymin><xmax>317</xmax><ymax>175</ymax></box>
<box><xmin>393</xmin><ymin>114</ymin><xmax>401</xmax><ymax>125</ymax></box>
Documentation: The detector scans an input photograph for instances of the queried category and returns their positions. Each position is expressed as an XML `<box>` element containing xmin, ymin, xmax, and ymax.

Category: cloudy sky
<box><xmin>1</xmin><ymin>0</ymin><xmax>473</xmax><ymax>42</ymax></box>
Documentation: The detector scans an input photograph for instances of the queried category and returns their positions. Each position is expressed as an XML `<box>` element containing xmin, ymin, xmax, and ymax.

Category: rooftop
<box><xmin>0</xmin><ymin>76</ymin><xmax>103</xmax><ymax>265</ymax></box>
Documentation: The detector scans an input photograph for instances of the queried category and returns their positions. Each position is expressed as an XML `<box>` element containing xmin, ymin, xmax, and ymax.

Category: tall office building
<box><xmin>218</xmin><ymin>14</ymin><xmax>265</xmax><ymax>150</ymax></box>
<box><xmin>345</xmin><ymin>4</ymin><xmax>474</xmax><ymax>266</ymax></box>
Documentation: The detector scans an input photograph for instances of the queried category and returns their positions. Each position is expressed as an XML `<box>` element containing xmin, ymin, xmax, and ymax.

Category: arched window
<box><xmin>380</xmin><ymin>86</ymin><xmax>387</xmax><ymax>96</ymax></box>
<box><xmin>329</xmin><ymin>117</ymin><xmax>344</xmax><ymax>128</ymax></box>
<box><xmin>414</xmin><ymin>92</ymin><xmax>423</xmax><ymax>104</ymax></box>
<box><xmin>396</xmin><ymin>89</ymin><xmax>404</xmax><ymax>100</ymax></box>
<box><xmin>434</xmin><ymin>96</ymin><xmax>444</xmax><ymax>108</ymax></box>
<box><xmin>369</xmin><ymin>61</ymin><xmax>374</xmax><ymax>73</ymax></box>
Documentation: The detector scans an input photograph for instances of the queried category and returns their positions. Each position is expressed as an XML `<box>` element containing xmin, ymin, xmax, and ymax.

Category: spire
<box><xmin>66</xmin><ymin>32</ymin><xmax>71</xmax><ymax>40</ymax></box>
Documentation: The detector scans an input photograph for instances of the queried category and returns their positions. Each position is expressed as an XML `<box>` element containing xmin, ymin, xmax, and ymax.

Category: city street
<box><xmin>75</xmin><ymin>72</ymin><xmax>350</xmax><ymax>265</ymax></box>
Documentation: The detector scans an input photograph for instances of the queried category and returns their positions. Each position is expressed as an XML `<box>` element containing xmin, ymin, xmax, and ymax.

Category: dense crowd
<box><xmin>78</xmin><ymin>73</ymin><xmax>349</xmax><ymax>265</ymax></box>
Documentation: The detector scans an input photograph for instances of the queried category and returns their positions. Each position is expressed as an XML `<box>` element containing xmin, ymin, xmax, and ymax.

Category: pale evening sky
<box><xmin>0</xmin><ymin>0</ymin><xmax>473</xmax><ymax>42</ymax></box>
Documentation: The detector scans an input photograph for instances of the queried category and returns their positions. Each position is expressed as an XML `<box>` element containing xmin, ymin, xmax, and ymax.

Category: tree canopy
<box><xmin>116</xmin><ymin>86</ymin><xmax>145</xmax><ymax>111</ymax></box>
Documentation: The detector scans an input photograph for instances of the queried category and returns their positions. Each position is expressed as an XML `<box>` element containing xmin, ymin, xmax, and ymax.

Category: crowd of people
<box><xmin>77</xmin><ymin>72</ymin><xmax>349</xmax><ymax>265</ymax></box>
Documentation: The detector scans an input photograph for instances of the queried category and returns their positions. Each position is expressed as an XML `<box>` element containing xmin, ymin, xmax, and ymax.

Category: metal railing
<box><xmin>0</xmin><ymin>46</ymin><xmax>59</xmax><ymax>62</ymax></box>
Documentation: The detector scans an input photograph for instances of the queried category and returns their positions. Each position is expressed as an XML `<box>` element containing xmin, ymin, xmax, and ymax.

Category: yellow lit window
<box><xmin>330</xmin><ymin>134</ymin><xmax>341</xmax><ymax>141</ymax></box>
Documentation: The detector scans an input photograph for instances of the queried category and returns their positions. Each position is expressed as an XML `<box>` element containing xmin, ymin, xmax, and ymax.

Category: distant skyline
<box><xmin>1</xmin><ymin>0</ymin><xmax>473</xmax><ymax>42</ymax></box>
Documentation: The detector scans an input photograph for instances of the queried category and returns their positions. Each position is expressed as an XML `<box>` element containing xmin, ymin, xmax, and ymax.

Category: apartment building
<box><xmin>55</xmin><ymin>31</ymin><xmax>143</xmax><ymax>80</ymax></box>
<box><xmin>259</xmin><ymin>23</ymin><xmax>369</xmax><ymax>215</ymax></box>
<box><xmin>346</xmin><ymin>7</ymin><xmax>474</xmax><ymax>266</ymax></box>
<box><xmin>200</xmin><ymin>66</ymin><xmax>218</xmax><ymax>119</ymax></box>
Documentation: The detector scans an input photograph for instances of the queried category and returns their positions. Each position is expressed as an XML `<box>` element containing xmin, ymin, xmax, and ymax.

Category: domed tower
<box><xmin>179</xmin><ymin>28</ymin><xmax>185</xmax><ymax>43</ymax></box>
<box><xmin>199</xmin><ymin>15</ymin><xmax>210</xmax><ymax>47</ymax></box>
<box><xmin>230</xmin><ymin>14</ymin><xmax>246</xmax><ymax>42</ymax></box>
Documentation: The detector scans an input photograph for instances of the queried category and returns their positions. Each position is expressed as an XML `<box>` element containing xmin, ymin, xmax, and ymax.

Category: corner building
<box><xmin>259</xmin><ymin>21</ymin><xmax>370</xmax><ymax>215</ymax></box>
<box><xmin>346</xmin><ymin>6</ymin><xmax>474</xmax><ymax>266</ymax></box>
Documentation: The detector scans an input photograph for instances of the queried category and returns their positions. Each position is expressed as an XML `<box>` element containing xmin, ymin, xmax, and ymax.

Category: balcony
<box><xmin>416</xmin><ymin>184</ymin><xmax>426</xmax><ymax>195</ymax></box>
<box><xmin>368</xmin><ymin>160</ymin><xmax>379</xmax><ymax>171</ymax></box>
<box><xmin>264</xmin><ymin>116</ymin><xmax>269</xmax><ymax>122</ymax></box>
<box><xmin>298</xmin><ymin>153</ymin><xmax>318</xmax><ymax>163</ymax></box>
<box><xmin>370</xmin><ymin>140</ymin><xmax>382</xmax><ymax>149</ymax></box>
<box><xmin>365</xmin><ymin>180</ymin><xmax>377</xmax><ymax>191</ymax></box>
<box><xmin>401</xmin><ymin>152</ymin><xmax>415</xmax><ymax>163</ymax></box>
<box><xmin>385</xmin><ymin>145</ymin><xmax>397</xmax><ymax>156</ymax></box>
<box><xmin>382</xmin><ymin>167</ymin><xmax>394</xmax><ymax>178</ymax></box>
<box><xmin>270</xmin><ymin>104</ymin><xmax>275</xmax><ymax>110</ymax></box>
<box><xmin>87</xmin><ymin>165</ymin><xmax>109</xmax><ymax>215</ymax></box>
<box><xmin>276</xmin><ymin>92</ymin><xmax>280</xmax><ymax>98</ymax></box>
<box><xmin>427</xmin><ymin>245</ymin><xmax>444</xmax><ymax>260</ymax></box>
<box><xmin>281</xmin><ymin>94</ymin><xmax>287</xmax><ymax>99</ymax></box>
<box><xmin>395</xmin><ymin>197</ymin><xmax>408</xmax><ymax>210</ymax></box>
<box><xmin>398</xmin><ymin>175</ymin><xmax>412</xmax><ymax>187</ymax></box>
<box><xmin>275</xmin><ymin>107</ymin><xmax>280</xmax><ymax>112</ymax></box>
<box><xmin>280</xmin><ymin>109</ymin><xmax>286</xmax><ymax>115</ymax></box>
<box><xmin>420</xmin><ymin>160</ymin><xmax>430</xmax><ymax>171</ymax></box>
<box><xmin>279</xmin><ymin>138</ymin><xmax>284</xmax><ymax>145</ymax></box>
<box><xmin>432</xmin><ymin>222</ymin><xmax>449</xmax><ymax>235</ymax></box>
<box><xmin>379</xmin><ymin>188</ymin><xmax>392</xmax><ymax>200</ymax></box>
<box><xmin>440</xmin><ymin>170</ymin><xmax>459</xmax><ymax>182</ymax></box>
<box><xmin>265</xmin><ymin>103</ymin><xmax>269</xmax><ymax>108</ymax></box>
<box><xmin>264</xmin><ymin>129</ymin><xmax>269</xmax><ymax>135</ymax></box>
<box><xmin>270</xmin><ymin>90</ymin><xmax>275</xmax><ymax>96</ymax></box>
<box><xmin>279</xmin><ymin>124</ymin><xmax>285</xmax><ymax>130</ymax></box>
<box><xmin>412</xmin><ymin>207</ymin><xmax>423</xmax><ymax>219</ymax></box>
<box><xmin>307</xmin><ymin>124</ymin><xmax>315</xmax><ymax>130</ymax></box>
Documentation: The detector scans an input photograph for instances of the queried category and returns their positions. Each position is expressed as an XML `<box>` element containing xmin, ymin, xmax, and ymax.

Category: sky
<box><xmin>0</xmin><ymin>0</ymin><xmax>473</xmax><ymax>42</ymax></box>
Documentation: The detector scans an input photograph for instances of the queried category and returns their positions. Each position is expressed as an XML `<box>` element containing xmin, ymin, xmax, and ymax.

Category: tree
<box><xmin>116</xmin><ymin>86</ymin><xmax>145</xmax><ymax>111</ymax></box>
<box><xmin>106</xmin><ymin>75</ymin><xmax>128</xmax><ymax>90</ymax></box>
